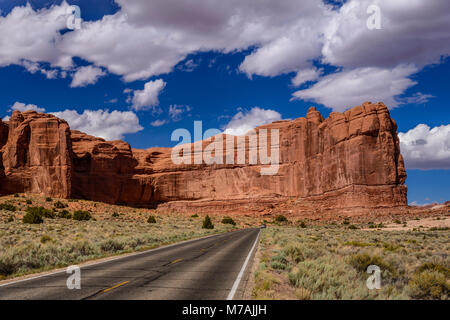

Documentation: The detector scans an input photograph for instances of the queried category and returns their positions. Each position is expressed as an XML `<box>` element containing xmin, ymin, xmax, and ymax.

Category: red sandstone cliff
<box><xmin>0</xmin><ymin>102</ymin><xmax>407</xmax><ymax>212</ymax></box>
<box><xmin>0</xmin><ymin>111</ymin><xmax>72</xmax><ymax>197</ymax></box>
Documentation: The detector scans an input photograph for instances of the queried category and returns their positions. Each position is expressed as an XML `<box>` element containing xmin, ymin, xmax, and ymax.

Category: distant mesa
<box><xmin>0</xmin><ymin>102</ymin><xmax>407</xmax><ymax>214</ymax></box>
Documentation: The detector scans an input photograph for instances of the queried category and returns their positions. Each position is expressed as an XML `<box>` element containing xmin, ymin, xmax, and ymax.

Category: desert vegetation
<box><xmin>252</xmin><ymin>219</ymin><xmax>449</xmax><ymax>300</ymax></box>
<box><xmin>0</xmin><ymin>194</ymin><xmax>239</xmax><ymax>280</ymax></box>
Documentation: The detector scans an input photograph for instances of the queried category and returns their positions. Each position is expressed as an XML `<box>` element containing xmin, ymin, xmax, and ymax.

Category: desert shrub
<box><xmin>0</xmin><ymin>257</ymin><xmax>18</xmax><ymax>276</ymax></box>
<box><xmin>348</xmin><ymin>253</ymin><xmax>396</xmax><ymax>276</ymax></box>
<box><xmin>73</xmin><ymin>210</ymin><xmax>91</xmax><ymax>221</ymax></box>
<box><xmin>0</xmin><ymin>203</ymin><xmax>16</xmax><ymax>212</ymax></box>
<box><xmin>383</xmin><ymin>242</ymin><xmax>400</xmax><ymax>252</ymax></box>
<box><xmin>40</xmin><ymin>235</ymin><xmax>53</xmax><ymax>244</ymax></box>
<box><xmin>112</xmin><ymin>212</ymin><xmax>120</xmax><ymax>218</ymax></box>
<box><xmin>288</xmin><ymin>259</ymin><xmax>353</xmax><ymax>299</ymax></box>
<box><xmin>221</xmin><ymin>217</ymin><xmax>236</xmax><ymax>225</ymax></box>
<box><xmin>348</xmin><ymin>225</ymin><xmax>358</xmax><ymax>230</ymax></box>
<box><xmin>191</xmin><ymin>214</ymin><xmax>199</xmax><ymax>218</ymax></box>
<box><xmin>270</xmin><ymin>261</ymin><xmax>287</xmax><ymax>270</ymax></box>
<box><xmin>342</xmin><ymin>220</ymin><xmax>350</xmax><ymax>225</ymax></box>
<box><xmin>34</xmin><ymin>206</ymin><xmax>55</xmax><ymax>219</ymax></box>
<box><xmin>429</xmin><ymin>227</ymin><xmax>449</xmax><ymax>231</ymax></box>
<box><xmin>299</xmin><ymin>221</ymin><xmax>307</xmax><ymax>228</ymax></box>
<box><xmin>22</xmin><ymin>206</ymin><xmax>54</xmax><ymax>224</ymax></box>
<box><xmin>344</xmin><ymin>241</ymin><xmax>375</xmax><ymax>247</ymax></box>
<box><xmin>270</xmin><ymin>252</ymin><xmax>288</xmax><ymax>270</ymax></box>
<box><xmin>26</xmin><ymin>199</ymin><xmax>32</xmax><ymax>205</ymax></box>
<box><xmin>23</xmin><ymin>211</ymin><xmax>43</xmax><ymax>224</ymax></box>
<box><xmin>13</xmin><ymin>193</ymin><xmax>19</xmax><ymax>198</ymax></box>
<box><xmin>100</xmin><ymin>240</ymin><xmax>125</xmax><ymax>252</ymax></box>
<box><xmin>147</xmin><ymin>215</ymin><xmax>156</xmax><ymax>223</ymax></box>
<box><xmin>7</xmin><ymin>215</ymin><xmax>14</xmax><ymax>223</ymax></box>
<box><xmin>394</xmin><ymin>219</ymin><xmax>402</xmax><ymax>224</ymax></box>
<box><xmin>283</xmin><ymin>245</ymin><xmax>304</xmax><ymax>264</ymax></box>
<box><xmin>202</xmin><ymin>215</ymin><xmax>214</xmax><ymax>229</ymax></box>
<box><xmin>408</xmin><ymin>271</ymin><xmax>449</xmax><ymax>299</ymax></box>
<box><xmin>45</xmin><ymin>197</ymin><xmax>52</xmax><ymax>202</ymax></box>
<box><xmin>68</xmin><ymin>241</ymin><xmax>96</xmax><ymax>257</ymax></box>
<box><xmin>54</xmin><ymin>201</ymin><xmax>67</xmax><ymax>209</ymax></box>
<box><xmin>57</xmin><ymin>210</ymin><xmax>72</xmax><ymax>219</ymax></box>
<box><xmin>416</xmin><ymin>262</ymin><xmax>450</xmax><ymax>277</ymax></box>
<box><xmin>274</xmin><ymin>215</ymin><xmax>288</xmax><ymax>223</ymax></box>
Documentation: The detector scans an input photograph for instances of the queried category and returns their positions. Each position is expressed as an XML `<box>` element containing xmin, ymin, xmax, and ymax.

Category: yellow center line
<box><xmin>102</xmin><ymin>281</ymin><xmax>129</xmax><ymax>293</ymax></box>
<box><xmin>170</xmin><ymin>258</ymin><xmax>183</xmax><ymax>265</ymax></box>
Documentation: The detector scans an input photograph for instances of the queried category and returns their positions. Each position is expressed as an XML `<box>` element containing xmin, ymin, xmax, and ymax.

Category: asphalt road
<box><xmin>0</xmin><ymin>228</ymin><xmax>260</xmax><ymax>300</ymax></box>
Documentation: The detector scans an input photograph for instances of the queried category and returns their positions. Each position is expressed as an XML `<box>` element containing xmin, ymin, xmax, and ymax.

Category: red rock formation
<box><xmin>0</xmin><ymin>102</ymin><xmax>408</xmax><ymax>213</ymax></box>
<box><xmin>0</xmin><ymin>111</ymin><xmax>72</xmax><ymax>197</ymax></box>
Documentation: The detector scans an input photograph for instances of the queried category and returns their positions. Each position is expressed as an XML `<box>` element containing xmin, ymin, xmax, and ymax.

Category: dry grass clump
<box><xmin>252</xmin><ymin>222</ymin><xmax>449</xmax><ymax>300</ymax></box>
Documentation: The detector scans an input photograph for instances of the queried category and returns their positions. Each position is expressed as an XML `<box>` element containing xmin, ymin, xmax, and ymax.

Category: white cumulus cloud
<box><xmin>291</xmin><ymin>67</ymin><xmax>323</xmax><ymax>87</ymax></box>
<box><xmin>70</xmin><ymin>66</ymin><xmax>106</xmax><ymax>88</ymax></box>
<box><xmin>399</xmin><ymin>124</ymin><xmax>450</xmax><ymax>170</ymax></box>
<box><xmin>10</xmin><ymin>101</ymin><xmax>46</xmax><ymax>113</ymax></box>
<box><xmin>223</xmin><ymin>107</ymin><xmax>282</xmax><ymax>136</ymax></box>
<box><xmin>131</xmin><ymin>79</ymin><xmax>166</xmax><ymax>111</ymax></box>
<box><xmin>291</xmin><ymin>65</ymin><xmax>418</xmax><ymax>112</ymax></box>
<box><xmin>52</xmin><ymin>109</ymin><xmax>143</xmax><ymax>140</ymax></box>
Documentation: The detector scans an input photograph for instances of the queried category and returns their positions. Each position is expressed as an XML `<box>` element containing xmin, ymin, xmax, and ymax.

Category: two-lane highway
<box><xmin>0</xmin><ymin>228</ymin><xmax>260</xmax><ymax>300</ymax></box>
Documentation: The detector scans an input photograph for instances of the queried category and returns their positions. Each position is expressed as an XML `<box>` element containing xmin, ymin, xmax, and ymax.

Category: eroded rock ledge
<box><xmin>0</xmin><ymin>102</ymin><xmax>407</xmax><ymax>213</ymax></box>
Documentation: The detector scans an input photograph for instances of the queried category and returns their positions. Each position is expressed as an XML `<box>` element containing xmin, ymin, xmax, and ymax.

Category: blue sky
<box><xmin>0</xmin><ymin>0</ymin><xmax>449</xmax><ymax>204</ymax></box>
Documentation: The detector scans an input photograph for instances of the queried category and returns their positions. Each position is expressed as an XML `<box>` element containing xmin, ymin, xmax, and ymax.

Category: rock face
<box><xmin>0</xmin><ymin>111</ymin><xmax>72</xmax><ymax>197</ymax></box>
<box><xmin>0</xmin><ymin>102</ymin><xmax>408</xmax><ymax>212</ymax></box>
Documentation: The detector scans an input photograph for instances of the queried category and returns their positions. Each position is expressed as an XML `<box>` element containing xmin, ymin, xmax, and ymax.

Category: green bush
<box><xmin>191</xmin><ymin>214</ymin><xmax>199</xmax><ymax>218</ymax></box>
<box><xmin>348</xmin><ymin>225</ymin><xmax>358</xmax><ymax>230</ymax></box>
<box><xmin>299</xmin><ymin>221</ymin><xmax>307</xmax><ymax>228</ymax></box>
<box><xmin>147</xmin><ymin>215</ymin><xmax>156</xmax><ymax>223</ymax></box>
<box><xmin>274</xmin><ymin>215</ymin><xmax>288</xmax><ymax>223</ymax></box>
<box><xmin>221</xmin><ymin>217</ymin><xmax>236</xmax><ymax>225</ymax></box>
<box><xmin>416</xmin><ymin>262</ymin><xmax>450</xmax><ymax>277</ymax></box>
<box><xmin>202</xmin><ymin>215</ymin><xmax>214</xmax><ymax>229</ymax></box>
<box><xmin>112</xmin><ymin>212</ymin><xmax>120</xmax><ymax>218</ymax></box>
<box><xmin>7</xmin><ymin>216</ymin><xmax>14</xmax><ymax>223</ymax></box>
<box><xmin>57</xmin><ymin>210</ymin><xmax>72</xmax><ymax>219</ymax></box>
<box><xmin>26</xmin><ymin>199</ymin><xmax>32</xmax><ymax>205</ymax></box>
<box><xmin>408</xmin><ymin>271</ymin><xmax>449</xmax><ymax>299</ymax></box>
<box><xmin>23</xmin><ymin>208</ymin><xmax>44</xmax><ymax>224</ymax></box>
<box><xmin>0</xmin><ymin>203</ymin><xmax>16</xmax><ymax>212</ymax></box>
<box><xmin>54</xmin><ymin>201</ymin><xmax>67</xmax><ymax>209</ymax></box>
<box><xmin>283</xmin><ymin>245</ymin><xmax>304</xmax><ymax>264</ymax></box>
<box><xmin>100</xmin><ymin>240</ymin><xmax>125</xmax><ymax>252</ymax></box>
<box><xmin>13</xmin><ymin>193</ymin><xmax>19</xmax><ymax>198</ymax></box>
<box><xmin>348</xmin><ymin>253</ymin><xmax>396</xmax><ymax>276</ymax></box>
<box><xmin>73</xmin><ymin>210</ymin><xmax>91</xmax><ymax>221</ymax></box>
<box><xmin>271</xmin><ymin>252</ymin><xmax>288</xmax><ymax>270</ymax></box>
<box><xmin>45</xmin><ymin>197</ymin><xmax>52</xmax><ymax>202</ymax></box>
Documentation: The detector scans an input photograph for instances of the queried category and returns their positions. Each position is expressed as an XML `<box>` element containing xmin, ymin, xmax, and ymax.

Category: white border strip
<box><xmin>0</xmin><ymin>229</ymin><xmax>241</xmax><ymax>288</ymax></box>
<box><xmin>226</xmin><ymin>229</ymin><xmax>260</xmax><ymax>300</ymax></box>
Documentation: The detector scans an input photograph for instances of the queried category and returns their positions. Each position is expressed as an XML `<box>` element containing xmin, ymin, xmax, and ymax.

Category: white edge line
<box><xmin>0</xmin><ymin>229</ymin><xmax>243</xmax><ymax>288</ymax></box>
<box><xmin>226</xmin><ymin>229</ymin><xmax>260</xmax><ymax>300</ymax></box>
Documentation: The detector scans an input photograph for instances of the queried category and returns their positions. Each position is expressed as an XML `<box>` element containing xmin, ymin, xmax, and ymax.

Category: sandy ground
<box><xmin>363</xmin><ymin>216</ymin><xmax>450</xmax><ymax>231</ymax></box>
